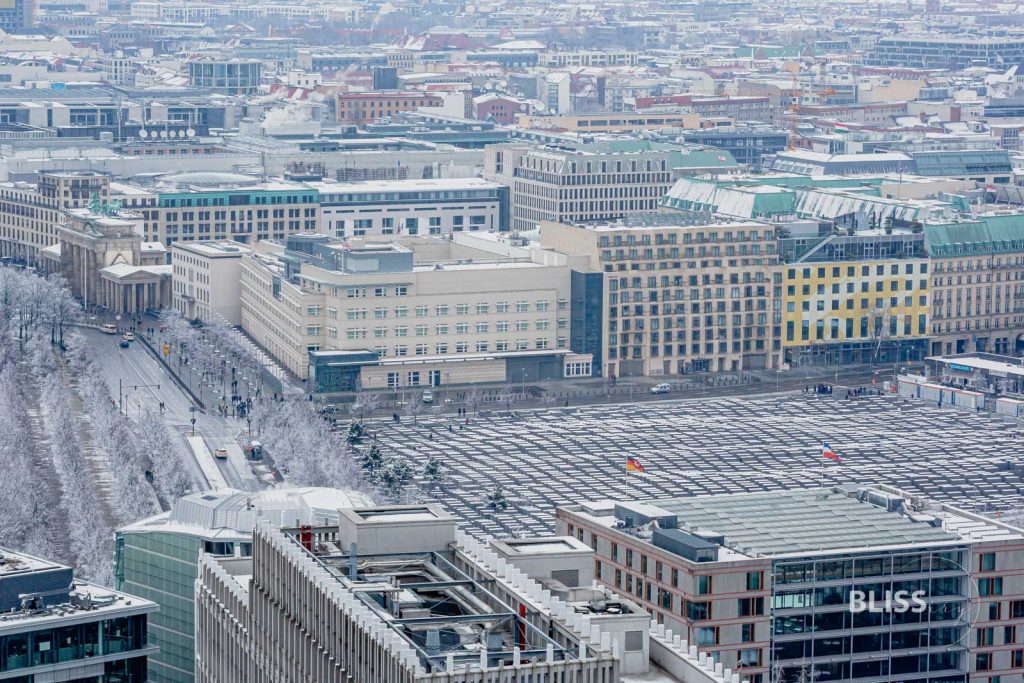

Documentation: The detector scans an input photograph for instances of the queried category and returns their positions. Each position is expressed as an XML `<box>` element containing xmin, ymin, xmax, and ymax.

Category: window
<box><xmin>516</xmin><ymin>300</ymin><xmax>529</xmax><ymax>312</ymax></box>
<box><xmin>476</xmin><ymin>341</ymin><xmax>488</xmax><ymax>352</ymax></box>
<box><xmin>374</xmin><ymin>287</ymin><xmax>386</xmax><ymax>297</ymax></box>
<box><xmin>496</xmin><ymin>302</ymin><xmax>509</xmax><ymax>313</ymax></box>
<box><xmin>980</xmin><ymin>553</ymin><xmax>997</xmax><ymax>571</ymax></box>
<box><xmin>394</xmin><ymin>306</ymin><xmax>408</xmax><ymax>317</ymax></box>
<box><xmin>980</xmin><ymin>578</ymin><xmax>1003</xmax><ymax>596</ymax></box>
<box><xmin>436</xmin><ymin>325</ymin><xmax>449</xmax><ymax>335</ymax></box>
<box><xmin>415</xmin><ymin>344</ymin><xmax>428</xmax><ymax>355</ymax></box>
<box><xmin>456</xmin><ymin>342</ymin><xmax>469</xmax><ymax>353</ymax></box>
<box><xmin>978</xmin><ymin>628</ymin><xmax>994</xmax><ymax>646</ymax></box>
<box><xmin>697</xmin><ymin>575</ymin><xmax>712</xmax><ymax>595</ymax></box>
<box><xmin>977</xmin><ymin>653</ymin><xmax>993</xmax><ymax>671</ymax></box>
<box><xmin>741</xmin><ymin>623</ymin><xmax>755</xmax><ymax>643</ymax></box>
<box><xmin>456</xmin><ymin>322</ymin><xmax>469</xmax><ymax>334</ymax></box>
<box><xmin>695</xmin><ymin>625</ymin><xmax>717</xmax><ymax>645</ymax></box>
<box><xmin>415</xmin><ymin>325</ymin><xmax>428</xmax><ymax>336</ymax></box>
<box><xmin>415</xmin><ymin>306</ymin><xmax>429</xmax><ymax>317</ymax></box>
<box><xmin>738</xmin><ymin>597</ymin><xmax>764</xmax><ymax>617</ymax></box>
<box><xmin>687</xmin><ymin>601</ymin><xmax>711</xmax><ymax>621</ymax></box>
<box><xmin>738</xmin><ymin>649</ymin><xmax>760</xmax><ymax>668</ymax></box>
<box><xmin>746</xmin><ymin>571</ymin><xmax>762</xmax><ymax>590</ymax></box>
<box><xmin>395</xmin><ymin>286</ymin><xmax>407</xmax><ymax>296</ymax></box>
<box><xmin>456</xmin><ymin>303</ymin><xmax>469</xmax><ymax>315</ymax></box>
<box><xmin>476</xmin><ymin>303</ymin><xmax>490</xmax><ymax>314</ymax></box>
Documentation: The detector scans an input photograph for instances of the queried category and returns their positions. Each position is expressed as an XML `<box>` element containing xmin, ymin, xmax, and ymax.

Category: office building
<box><xmin>240</xmin><ymin>232</ymin><xmax>591</xmax><ymax>390</ymax></box>
<box><xmin>336</xmin><ymin>91</ymin><xmax>444</xmax><ymax>127</ymax></box>
<box><xmin>187</xmin><ymin>58</ymin><xmax>262</xmax><ymax>95</ymax></box>
<box><xmin>485</xmin><ymin>141</ymin><xmax>677</xmax><ymax>232</ymax></box>
<box><xmin>0</xmin><ymin>0</ymin><xmax>32</xmax><ymax>32</ymax></box>
<box><xmin>558</xmin><ymin>484</ymin><xmax>1024</xmax><ymax>683</ymax></box>
<box><xmin>115</xmin><ymin>486</ymin><xmax>372</xmax><ymax>683</ymax></box>
<box><xmin>924</xmin><ymin>219</ymin><xmax>1024</xmax><ymax>357</ymax></box>
<box><xmin>779</xmin><ymin>232</ymin><xmax>931</xmax><ymax>365</ymax></box>
<box><xmin>195</xmin><ymin>503</ymin><xmax>738</xmax><ymax>683</ymax></box>
<box><xmin>513</xmin><ymin>112</ymin><xmax>705</xmax><ymax>132</ymax></box>
<box><xmin>681</xmin><ymin>126</ymin><xmax>789</xmax><ymax>172</ymax></box>
<box><xmin>0</xmin><ymin>547</ymin><xmax>157</xmax><ymax>682</ymax></box>
<box><xmin>170</xmin><ymin>241</ymin><xmax>250</xmax><ymax>325</ymax></box>
<box><xmin>313</xmin><ymin>177</ymin><xmax>510</xmax><ymax>237</ymax></box>
<box><xmin>865</xmin><ymin>36</ymin><xmax>1024</xmax><ymax>69</ymax></box>
<box><xmin>539</xmin><ymin>213</ymin><xmax>782</xmax><ymax>378</ymax></box>
<box><xmin>114</xmin><ymin>173</ymin><xmax>319</xmax><ymax>247</ymax></box>
<box><xmin>0</xmin><ymin>171</ymin><xmax>110</xmax><ymax>266</ymax></box>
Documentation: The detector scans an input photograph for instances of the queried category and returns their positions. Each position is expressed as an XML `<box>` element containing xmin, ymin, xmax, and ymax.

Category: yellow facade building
<box><xmin>782</xmin><ymin>256</ymin><xmax>931</xmax><ymax>365</ymax></box>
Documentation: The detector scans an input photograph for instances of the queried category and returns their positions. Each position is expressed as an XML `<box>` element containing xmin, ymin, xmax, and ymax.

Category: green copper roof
<box><xmin>925</xmin><ymin>215</ymin><xmax>1024</xmax><ymax>256</ymax></box>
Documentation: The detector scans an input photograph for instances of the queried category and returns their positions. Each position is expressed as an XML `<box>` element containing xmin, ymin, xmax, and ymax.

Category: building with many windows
<box><xmin>170</xmin><ymin>241</ymin><xmax>250</xmax><ymax>325</ymax></box>
<box><xmin>336</xmin><ymin>91</ymin><xmax>444</xmax><ymax>127</ymax></box>
<box><xmin>0</xmin><ymin>547</ymin><xmax>157</xmax><ymax>683</ymax></box>
<box><xmin>0</xmin><ymin>171</ymin><xmax>110</xmax><ymax>266</ymax></box>
<box><xmin>195</xmin><ymin>503</ymin><xmax>735</xmax><ymax>683</ymax></box>
<box><xmin>558</xmin><ymin>484</ymin><xmax>1024</xmax><ymax>683</ymax></box>
<box><xmin>924</xmin><ymin>218</ymin><xmax>1024</xmax><ymax>357</ymax></box>
<box><xmin>539</xmin><ymin>213</ymin><xmax>782</xmax><ymax>378</ymax></box>
<box><xmin>864</xmin><ymin>36</ymin><xmax>1024</xmax><ymax>70</ymax></box>
<box><xmin>485</xmin><ymin>141</ymin><xmax>736</xmax><ymax>232</ymax></box>
<box><xmin>186</xmin><ymin>58</ymin><xmax>262</xmax><ymax>95</ymax></box>
<box><xmin>239</xmin><ymin>232</ymin><xmax>590</xmax><ymax>390</ymax></box>
<box><xmin>112</xmin><ymin>173</ymin><xmax>320</xmax><ymax>247</ymax></box>
<box><xmin>779</xmin><ymin>231</ymin><xmax>932</xmax><ymax>366</ymax></box>
<box><xmin>115</xmin><ymin>486</ymin><xmax>373</xmax><ymax>683</ymax></box>
<box><xmin>313</xmin><ymin>177</ymin><xmax>509</xmax><ymax>238</ymax></box>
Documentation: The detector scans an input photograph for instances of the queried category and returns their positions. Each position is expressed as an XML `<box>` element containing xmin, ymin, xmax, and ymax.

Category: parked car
<box><xmin>100</xmin><ymin>323</ymin><xmax>118</xmax><ymax>334</ymax></box>
<box><xmin>122</xmin><ymin>332</ymin><xmax>135</xmax><ymax>342</ymax></box>
<box><xmin>422</xmin><ymin>390</ymin><xmax>434</xmax><ymax>404</ymax></box>
<box><xmin>650</xmin><ymin>383</ymin><xmax>672</xmax><ymax>394</ymax></box>
<box><xmin>214</xmin><ymin>447</ymin><xmax>228</xmax><ymax>459</ymax></box>
<box><xmin>118</xmin><ymin>339</ymin><xmax>130</xmax><ymax>348</ymax></box>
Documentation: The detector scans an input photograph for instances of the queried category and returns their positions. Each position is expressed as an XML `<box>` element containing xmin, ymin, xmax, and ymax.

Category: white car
<box><xmin>421</xmin><ymin>390</ymin><xmax>434</xmax><ymax>404</ymax></box>
<box><xmin>650</xmin><ymin>383</ymin><xmax>672</xmax><ymax>394</ymax></box>
<box><xmin>214</xmin><ymin>447</ymin><xmax>228</xmax><ymax>459</ymax></box>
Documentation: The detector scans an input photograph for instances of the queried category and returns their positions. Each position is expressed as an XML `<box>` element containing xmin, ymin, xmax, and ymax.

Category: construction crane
<box><xmin>785</xmin><ymin>63</ymin><xmax>801</xmax><ymax>151</ymax></box>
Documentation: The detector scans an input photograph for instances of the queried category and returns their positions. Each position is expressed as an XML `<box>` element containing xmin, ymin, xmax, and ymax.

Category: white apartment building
<box><xmin>539</xmin><ymin>213</ymin><xmax>783</xmax><ymax>378</ymax></box>
<box><xmin>311</xmin><ymin>177</ymin><xmax>509</xmax><ymax>238</ymax></box>
<box><xmin>170</xmin><ymin>241</ymin><xmax>250</xmax><ymax>325</ymax></box>
<box><xmin>484</xmin><ymin>142</ymin><xmax>676</xmax><ymax>232</ymax></box>
<box><xmin>239</xmin><ymin>232</ymin><xmax>591</xmax><ymax>391</ymax></box>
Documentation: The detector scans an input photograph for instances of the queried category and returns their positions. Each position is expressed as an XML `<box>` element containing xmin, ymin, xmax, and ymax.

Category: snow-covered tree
<box><xmin>136</xmin><ymin>407</ymin><xmax>194</xmax><ymax>506</ymax></box>
<box><xmin>359</xmin><ymin>441</ymin><xmax>386</xmax><ymax>483</ymax></box>
<box><xmin>420</xmin><ymin>453</ymin><xmax>449</xmax><ymax>492</ymax></box>
<box><xmin>346</xmin><ymin>420</ymin><xmax>365</xmax><ymax>444</ymax></box>
<box><xmin>486</xmin><ymin>484</ymin><xmax>509</xmax><ymax>512</ymax></box>
<box><xmin>378</xmin><ymin>454</ymin><xmax>415</xmax><ymax>503</ymax></box>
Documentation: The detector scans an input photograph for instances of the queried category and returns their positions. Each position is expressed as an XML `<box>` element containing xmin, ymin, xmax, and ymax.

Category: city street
<box><xmin>79</xmin><ymin>326</ymin><xmax>264</xmax><ymax>493</ymax></box>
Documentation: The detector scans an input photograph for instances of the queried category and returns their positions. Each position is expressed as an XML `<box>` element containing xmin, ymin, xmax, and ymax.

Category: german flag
<box><xmin>626</xmin><ymin>457</ymin><xmax>646</xmax><ymax>473</ymax></box>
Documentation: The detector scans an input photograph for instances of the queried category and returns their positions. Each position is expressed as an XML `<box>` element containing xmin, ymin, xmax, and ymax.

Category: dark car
<box><xmin>118</xmin><ymin>339</ymin><xmax>130</xmax><ymax>348</ymax></box>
